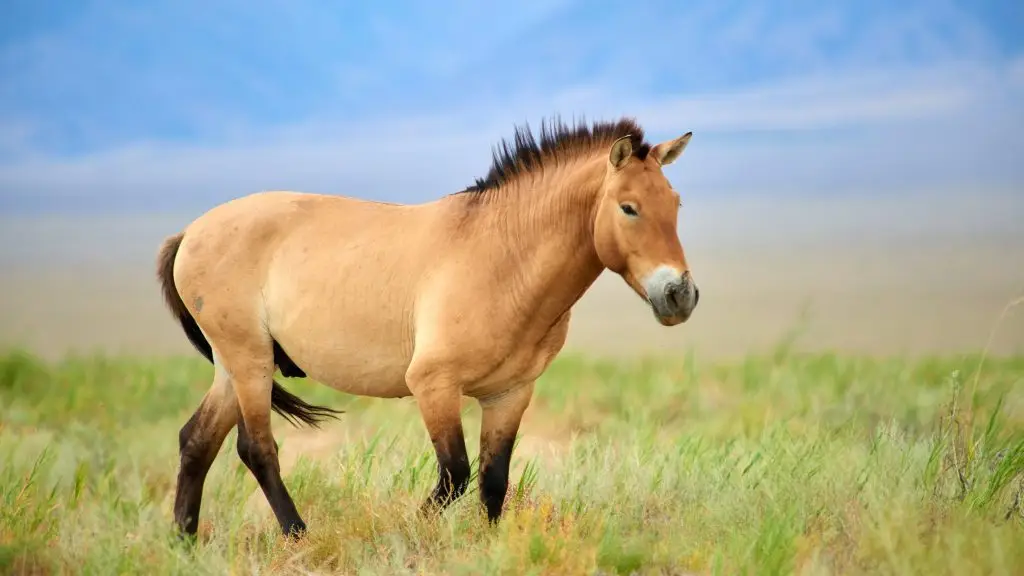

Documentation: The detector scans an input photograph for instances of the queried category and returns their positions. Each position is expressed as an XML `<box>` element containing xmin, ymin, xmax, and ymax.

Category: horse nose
<box><xmin>665</xmin><ymin>273</ymin><xmax>698</xmax><ymax>316</ymax></box>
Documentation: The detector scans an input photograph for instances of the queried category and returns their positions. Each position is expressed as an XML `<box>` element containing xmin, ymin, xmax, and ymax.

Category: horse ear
<box><xmin>608</xmin><ymin>135</ymin><xmax>633</xmax><ymax>169</ymax></box>
<box><xmin>652</xmin><ymin>132</ymin><xmax>692</xmax><ymax>166</ymax></box>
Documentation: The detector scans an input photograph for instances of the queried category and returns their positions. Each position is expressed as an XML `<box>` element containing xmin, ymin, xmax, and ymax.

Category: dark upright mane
<box><xmin>460</xmin><ymin>116</ymin><xmax>651</xmax><ymax>194</ymax></box>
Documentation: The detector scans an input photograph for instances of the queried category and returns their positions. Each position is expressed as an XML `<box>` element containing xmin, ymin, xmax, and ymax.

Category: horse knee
<box><xmin>236</xmin><ymin>422</ymin><xmax>280</xmax><ymax>477</ymax></box>
<box><xmin>179</xmin><ymin>385</ymin><xmax>238</xmax><ymax>475</ymax></box>
<box><xmin>235</xmin><ymin>423</ymin><xmax>254</xmax><ymax>469</ymax></box>
<box><xmin>178</xmin><ymin>410</ymin><xmax>200</xmax><ymax>453</ymax></box>
<box><xmin>177</xmin><ymin>412</ymin><xmax>214</xmax><ymax>477</ymax></box>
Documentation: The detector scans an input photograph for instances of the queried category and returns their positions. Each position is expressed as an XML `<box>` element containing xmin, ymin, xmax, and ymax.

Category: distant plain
<box><xmin>3</xmin><ymin>189</ymin><xmax>1021</xmax><ymax>360</ymax></box>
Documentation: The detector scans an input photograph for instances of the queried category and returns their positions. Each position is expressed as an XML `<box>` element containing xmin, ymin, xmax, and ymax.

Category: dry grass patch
<box><xmin>1</xmin><ymin>349</ymin><xmax>1023</xmax><ymax>574</ymax></box>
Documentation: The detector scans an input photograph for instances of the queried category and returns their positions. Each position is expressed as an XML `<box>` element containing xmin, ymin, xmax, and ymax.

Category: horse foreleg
<box><xmin>477</xmin><ymin>381</ymin><xmax>535</xmax><ymax>523</ymax></box>
<box><xmin>408</xmin><ymin>377</ymin><xmax>471</xmax><ymax>514</ymax></box>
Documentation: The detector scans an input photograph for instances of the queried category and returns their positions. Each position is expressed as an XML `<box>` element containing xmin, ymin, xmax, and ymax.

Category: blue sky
<box><xmin>1</xmin><ymin>0</ymin><xmax>1022</xmax><ymax>213</ymax></box>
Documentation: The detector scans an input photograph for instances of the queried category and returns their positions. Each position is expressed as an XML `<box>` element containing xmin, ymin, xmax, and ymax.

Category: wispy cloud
<box><xmin>0</xmin><ymin>0</ymin><xmax>1021</xmax><ymax>213</ymax></box>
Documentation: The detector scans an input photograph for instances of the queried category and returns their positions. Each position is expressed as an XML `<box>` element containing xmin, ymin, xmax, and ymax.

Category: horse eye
<box><xmin>620</xmin><ymin>203</ymin><xmax>638</xmax><ymax>217</ymax></box>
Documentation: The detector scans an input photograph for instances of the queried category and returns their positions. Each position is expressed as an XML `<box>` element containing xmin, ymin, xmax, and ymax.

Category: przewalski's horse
<box><xmin>156</xmin><ymin>116</ymin><xmax>699</xmax><ymax>539</ymax></box>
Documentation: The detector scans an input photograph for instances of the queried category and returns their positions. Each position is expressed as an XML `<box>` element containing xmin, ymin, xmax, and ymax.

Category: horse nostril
<box><xmin>664</xmin><ymin>282</ymin><xmax>679</xmax><ymax>305</ymax></box>
<box><xmin>665</xmin><ymin>281</ymin><xmax>688</xmax><ymax>310</ymax></box>
<box><xmin>693</xmin><ymin>285</ymin><xmax>700</xmax><ymax>307</ymax></box>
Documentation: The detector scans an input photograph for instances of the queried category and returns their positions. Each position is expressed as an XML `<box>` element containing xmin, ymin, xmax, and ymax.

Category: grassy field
<box><xmin>2</xmin><ymin>346</ymin><xmax>1023</xmax><ymax>575</ymax></box>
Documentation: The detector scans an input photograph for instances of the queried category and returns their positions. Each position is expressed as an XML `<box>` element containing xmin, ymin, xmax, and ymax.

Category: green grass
<box><xmin>1</xmin><ymin>348</ymin><xmax>1023</xmax><ymax>575</ymax></box>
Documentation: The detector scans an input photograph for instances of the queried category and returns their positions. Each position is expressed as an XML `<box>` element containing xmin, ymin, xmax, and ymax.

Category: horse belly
<box><xmin>284</xmin><ymin>332</ymin><xmax>411</xmax><ymax>393</ymax></box>
<box><xmin>264</xmin><ymin>234</ymin><xmax>421</xmax><ymax>398</ymax></box>
<box><xmin>306</xmin><ymin>352</ymin><xmax>412</xmax><ymax>398</ymax></box>
<box><xmin>268</xmin><ymin>301</ymin><xmax>416</xmax><ymax>399</ymax></box>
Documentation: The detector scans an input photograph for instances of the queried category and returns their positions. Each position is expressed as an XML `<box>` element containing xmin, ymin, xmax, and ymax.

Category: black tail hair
<box><xmin>156</xmin><ymin>232</ymin><xmax>342</xmax><ymax>428</ymax></box>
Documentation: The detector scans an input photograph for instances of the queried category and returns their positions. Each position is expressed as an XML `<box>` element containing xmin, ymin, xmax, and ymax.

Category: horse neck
<box><xmin>486</xmin><ymin>154</ymin><xmax>608</xmax><ymax>322</ymax></box>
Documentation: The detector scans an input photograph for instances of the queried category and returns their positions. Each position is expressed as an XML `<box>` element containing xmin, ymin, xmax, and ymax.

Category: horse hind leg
<box><xmin>174</xmin><ymin>361</ymin><xmax>239</xmax><ymax>538</ymax></box>
<box><xmin>234</xmin><ymin>411</ymin><xmax>307</xmax><ymax>537</ymax></box>
<box><xmin>226</xmin><ymin>344</ymin><xmax>308</xmax><ymax>537</ymax></box>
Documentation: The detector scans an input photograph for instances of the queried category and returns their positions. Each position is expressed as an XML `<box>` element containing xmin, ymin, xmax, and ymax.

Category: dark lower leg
<box><xmin>236</xmin><ymin>418</ymin><xmax>306</xmax><ymax>537</ymax></box>
<box><xmin>479</xmin><ymin>433</ymin><xmax>517</xmax><ymax>522</ymax></box>
<box><xmin>173</xmin><ymin>395</ymin><xmax>236</xmax><ymax>537</ymax></box>
<box><xmin>424</xmin><ymin>428</ymin><xmax>471</xmax><ymax>512</ymax></box>
<box><xmin>477</xmin><ymin>382</ymin><xmax>534</xmax><ymax>523</ymax></box>
<box><xmin>412</xmin><ymin>386</ymin><xmax>471</xmax><ymax>514</ymax></box>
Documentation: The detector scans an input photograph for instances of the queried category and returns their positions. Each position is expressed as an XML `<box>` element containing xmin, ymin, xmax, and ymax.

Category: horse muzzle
<box><xmin>642</xmin><ymin>267</ymin><xmax>699</xmax><ymax>326</ymax></box>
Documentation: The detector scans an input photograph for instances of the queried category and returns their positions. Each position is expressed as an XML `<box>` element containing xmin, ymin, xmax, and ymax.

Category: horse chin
<box><xmin>640</xmin><ymin>295</ymin><xmax>689</xmax><ymax>327</ymax></box>
<box><xmin>647</xmin><ymin>294</ymin><xmax>692</xmax><ymax>326</ymax></box>
<box><xmin>653</xmin><ymin>311</ymin><xmax>688</xmax><ymax>327</ymax></box>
